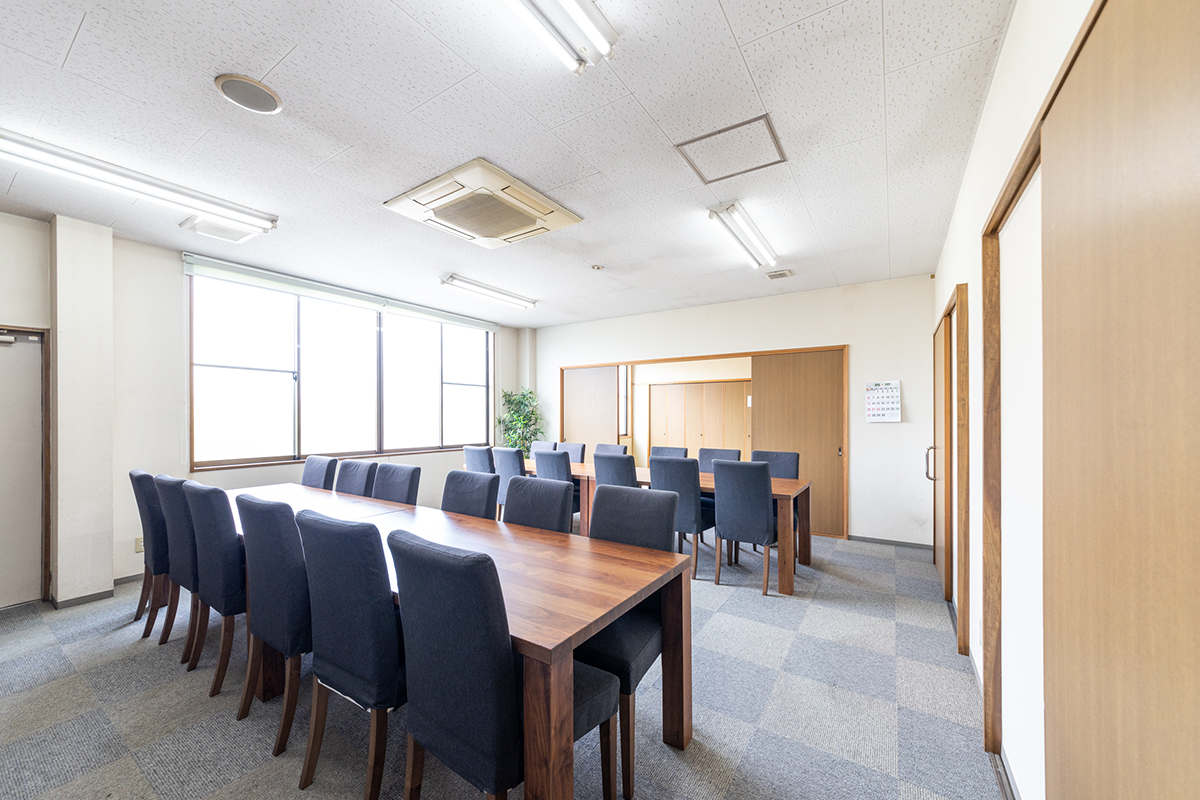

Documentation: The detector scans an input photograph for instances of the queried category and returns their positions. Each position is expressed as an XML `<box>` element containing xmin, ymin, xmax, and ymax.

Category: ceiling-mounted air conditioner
<box><xmin>383</xmin><ymin>158</ymin><xmax>581</xmax><ymax>248</ymax></box>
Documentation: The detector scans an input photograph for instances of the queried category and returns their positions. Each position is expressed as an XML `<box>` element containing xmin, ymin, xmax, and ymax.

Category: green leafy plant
<box><xmin>497</xmin><ymin>388</ymin><xmax>544</xmax><ymax>456</ymax></box>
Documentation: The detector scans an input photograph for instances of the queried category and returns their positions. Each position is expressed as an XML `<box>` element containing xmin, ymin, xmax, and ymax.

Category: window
<box><xmin>190</xmin><ymin>275</ymin><xmax>492</xmax><ymax>466</ymax></box>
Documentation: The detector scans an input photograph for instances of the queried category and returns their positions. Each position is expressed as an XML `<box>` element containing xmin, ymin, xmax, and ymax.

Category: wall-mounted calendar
<box><xmin>865</xmin><ymin>381</ymin><xmax>901</xmax><ymax>422</ymax></box>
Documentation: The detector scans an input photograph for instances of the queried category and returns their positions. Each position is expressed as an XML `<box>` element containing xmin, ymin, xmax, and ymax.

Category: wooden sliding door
<box><xmin>562</xmin><ymin>366</ymin><xmax>617</xmax><ymax>463</ymax></box>
<box><xmin>932</xmin><ymin>317</ymin><xmax>951</xmax><ymax>600</ymax></box>
<box><xmin>750</xmin><ymin>348</ymin><xmax>847</xmax><ymax>537</ymax></box>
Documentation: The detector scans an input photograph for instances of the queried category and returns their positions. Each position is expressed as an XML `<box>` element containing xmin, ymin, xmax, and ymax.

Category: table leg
<box><xmin>578</xmin><ymin>477</ymin><xmax>595</xmax><ymax>537</ymax></box>
<box><xmin>796</xmin><ymin>488</ymin><xmax>812</xmax><ymax>567</ymax></box>
<box><xmin>661</xmin><ymin>572</ymin><xmax>692</xmax><ymax>750</ymax></box>
<box><xmin>524</xmin><ymin>655</ymin><xmax>574</xmax><ymax>800</ymax></box>
<box><xmin>257</xmin><ymin>642</ymin><xmax>286</xmax><ymax>702</ymax></box>
<box><xmin>777</xmin><ymin>499</ymin><xmax>795</xmax><ymax>596</ymax></box>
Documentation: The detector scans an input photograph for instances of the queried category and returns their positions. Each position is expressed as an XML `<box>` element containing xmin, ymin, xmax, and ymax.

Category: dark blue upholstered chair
<box><xmin>441</xmin><ymin>469</ymin><xmax>500</xmax><ymax>520</ymax></box>
<box><xmin>650</xmin><ymin>446</ymin><xmax>687</xmax><ymax>459</ymax></box>
<box><xmin>649</xmin><ymin>456</ymin><xmax>715</xmax><ymax>564</ymax></box>
<box><xmin>529</xmin><ymin>440</ymin><xmax>556</xmax><ymax>453</ymax></box>
<box><xmin>594</xmin><ymin>453</ymin><xmax>639</xmax><ymax>489</ymax></box>
<box><xmin>712</xmin><ymin>460</ymin><xmax>777</xmax><ymax>594</ymax></box>
<box><xmin>558</xmin><ymin>442</ymin><xmax>586</xmax><ymax>463</ymax></box>
<box><xmin>335</xmin><ymin>460</ymin><xmax>378</xmax><ymax>497</ymax></box>
<box><xmin>594</xmin><ymin>443</ymin><xmax>628</xmax><ymax>455</ymax></box>
<box><xmin>492</xmin><ymin>447</ymin><xmax>526</xmax><ymax>507</ymax></box>
<box><xmin>387</xmin><ymin>530</ymin><xmax>619</xmax><ymax>800</ymax></box>
<box><xmin>234</xmin><ymin>495</ymin><xmax>312</xmax><ymax>756</ymax></box>
<box><xmin>502</xmin><ymin>475</ymin><xmax>573</xmax><ymax>534</ymax></box>
<box><xmin>463</xmin><ymin>445</ymin><xmax>496</xmax><ymax>474</ymax></box>
<box><xmin>295</xmin><ymin>511</ymin><xmax>405</xmax><ymax>800</ymax></box>
<box><xmin>751</xmin><ymin>449</ymin><xmax>800</xmax><ymax>555</ymax></box>
<box><xmin>371</xmin><ymin>463</ymin><xmax>421</xmax><ymax>505</ymax></box>
<box><xmin>301</xmin><ymin>455</ymin><xmax>338</xmax><ymax>490</ymax></box>
<box><xmin>574</xmin><ymin>484</ymin><xmax>678</xmax><ymax>800</ymax></box>
<box><xmin>154</xmin><ymin>475</ymin><xmax>203</xmax><ymax>667</ymax></box>
<box><xmin>534</xmin><ymin>450</ymin><xmax>579</xmax><ymax>516</ymax></box>
<box><xmin>129</xmin><ymin>470</ymin><xmax>171</xmax><ymax>640</ymax></box>
<box><xmin>697</xmin><ymin>448</ymin><xmax>740</xmax><ymax>472</ymax></box>
<box><xmin>183</xmin><ymin>481</ymin><xmax>247</xmax><ymax>696</ymax></box>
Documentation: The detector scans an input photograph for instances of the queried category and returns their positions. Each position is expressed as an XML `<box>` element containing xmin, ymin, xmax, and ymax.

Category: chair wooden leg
<box><xmin>762</xmin><ymin>545</ymin><xmax>771</xmax><ymax>596</ymax></box>
<box><xmin>273</xmin><ymin>655</ymin><xmax>302</xmax><ymax>756</ymax></box>
<box><xmin>365</xmin><ymin>708</ymin><xmax>388</xmax><ymax>800</ymax></box>
<box><xmin>486</xmin><ymin>794</ymin><xmax>507</xmax><ymax>800</ymax></box>
<box><xmin>714</xmin><ymin>536</ymin><xmax>722</xmax><ymax>585</ymax></box>
<box><xmin>181</xmin><ymin>593</ymin><xmax>200</xmax><ymax>665</ymax></box>
<box><xmin>187</xmin><ymin>601</ymin><xmax>209</xmax><ymax>671</ymax></box>
<box><xmin>619</xmin><ymin>693</ymin><xmax>635</xmax><ymax>800</ymax></box>
<box><xmin>691</xmin><ymin>534</ymin><xmax>700</xmax><ymax>580</ymax></box>
<box><xmin>237</xmin><ymin>634</ymin><xmax>263</xmax><ymax>721</ymax></box>
<box><xmin>734</xmin><ymin>541</ymin><xmax>740</xmax><ymax>565</ymax></box>
<box><xmin>404</xmin><ymin>734</ymin><xmax>425</xmax><ymax>800</ymax></box>
<box><xmin>600</xmin><ymin>713</ymin><xmax>618</xmax><ymax>800</ymax></box>
<box><xmin>209</xmin><ymin>615</ymin><xmax>236</xmax><ymax>697</ymax></box>
<box><xmin>134</xmin><ymin>567</ymin><xmax>152</xmax><ymax>621</ymax></box>
<box><xmin>141</xmin><ymin>574</ymin><xmax>164</xmax><ymax>638</ymax></box>
<box><xmin>300</xmin><ymin>677</ymin><xmax>329</xmax><ymax>790</ymax></box>
<box><xmin>158</xmin><ymin>581</ymin><xmax>181</xmax><ymax>645</ymax></box>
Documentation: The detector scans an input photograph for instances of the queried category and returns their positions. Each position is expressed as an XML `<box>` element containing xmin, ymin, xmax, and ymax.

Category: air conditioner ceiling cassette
<box><xmin>384</xmin><ymin>158</ymin><xmax>581</xmax><ymax>249</ymax></box>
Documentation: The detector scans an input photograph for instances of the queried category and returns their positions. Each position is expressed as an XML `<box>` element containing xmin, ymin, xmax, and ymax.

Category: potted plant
<box><xmin>497</xmin><ymin>388</ymin><xmax>543</xmax><ymax>456</ymax></box>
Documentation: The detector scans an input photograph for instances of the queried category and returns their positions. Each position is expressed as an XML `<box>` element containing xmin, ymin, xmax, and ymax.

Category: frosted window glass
<box><xmin>299</xmin><ymin>298</ymin><xmax>377</xmax><ymax>454</ymax></box>
<box><xmin>382</xmin><ymin>314</ymin><xmax>441</xmax><ymax>450</ymax></box>
<box><xmin>442</xmin><ymin>325</ymin><xmax>487</xmax><ymax>386</ymax></box>
<box><xmin>192</xmin><ymin>277</ymin><xmax>295</xmax><ymax>371</ymax></box>
<box><xmin>192</xmin><ymin>367</ymin><xmax>294</xmax><ymax>462</ymax></box>
<box><xmin>443</xmin><ymin>384</ymin><xmax>487</xmax><ymax>446</ymax></box>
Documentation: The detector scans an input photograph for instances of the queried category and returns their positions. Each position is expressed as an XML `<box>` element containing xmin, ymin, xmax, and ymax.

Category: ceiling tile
<box><xmin>0</xmin><ymin>1</ymin><xmax>88</xmax><ymax>67</ymax></box>
<box><xmin>742</xmin><ymin>0</ymin><xmax>885</xmax><ymax>157</ymax></box>
<box><xmin>884</xmin><ymin>0</ymin><xmax>1012</xmax><ymax>72</ymax></box>
<box><xmin>745</xmin><ymin>196</ymin><xmax>826</xmax><ymax>266</ymax></box>
<box><xmin>794</xmin><ymin>135</ymin><xmax>887</xmax><ymax>236</ymax></box>
<box><xmin>720</xmin><ymin>0</ymin><xmax>841</xmax><ymax>46</ymax></box>
<box><xmin>830</xmin><ymin>241</ymin><xmax>890</xmax><ymax>286</ymax></box>
<box><xmin>600</xmin><ymin>0</ymin><xmax>764</xmax><ymax>142</ymax></box>
<box><xmin>886</xmin><ymin>35</ymin><xmax>1001</xmax><ymax>171</ymax></box>
<box><xmin>706</xmin><ymin>156</ymin><xmax>800</xmax><ymax>208</ymax></box>
<box><xmin>678</xmin><ymin>117</ymin><xmax>783</xmax><ymax>183</ymax></box>
<box><xmin>888</xmin><ymin>156</ymin><xmax>963</xmax><ymax>275</ymax></box>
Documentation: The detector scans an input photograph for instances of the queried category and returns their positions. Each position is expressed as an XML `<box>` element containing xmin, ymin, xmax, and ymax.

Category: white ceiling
<box><xmin>0</xmin><ymin>0</ymin><xmax>1012</xmax><ymax>328</ymax></box>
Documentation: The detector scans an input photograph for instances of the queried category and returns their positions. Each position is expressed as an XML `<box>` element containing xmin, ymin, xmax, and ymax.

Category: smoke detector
<box><xmin>384</xmin><ymin>158</ymin><xmax>581</xmax><ymax>248</ymax></box>
<box><xmin>214</xmin><ymin>74</ymin><xmax>282</xmax><ymax>114</ymax></box>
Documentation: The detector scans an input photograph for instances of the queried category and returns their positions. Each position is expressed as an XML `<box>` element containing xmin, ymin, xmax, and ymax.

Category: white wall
<box><xmin>537</xmin><ymin>275</ymin><xmax>935</xmax><ymax>545</ymax></box>
<box><xmin>999</xmin><ymin>170</ymin><xmax>1044</xmax><ymax>800</ymax></box>
<box><xmin>0</xmin><ymin>211</ymin><xmax>51</xmax><ymax>329</ymax></box>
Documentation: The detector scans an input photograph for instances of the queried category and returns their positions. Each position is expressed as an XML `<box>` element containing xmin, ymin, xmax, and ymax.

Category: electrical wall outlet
<box><xmin>134</xmin><ymin>537</ymin><xmax>144</xmax><ymax>553</ymax></box>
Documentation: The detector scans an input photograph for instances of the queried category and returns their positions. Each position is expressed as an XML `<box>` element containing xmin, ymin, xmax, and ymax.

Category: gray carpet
<box><xmin>0</xmin><ymin>536</ymin><xmax>1000</xmax><ymax>800</ymax></box>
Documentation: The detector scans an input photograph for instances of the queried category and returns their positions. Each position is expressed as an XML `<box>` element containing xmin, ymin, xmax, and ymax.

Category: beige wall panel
<box><xmin>562</xmin><ymin>366</ymin><xmax>617</xmax><ymax>463</ymax></box>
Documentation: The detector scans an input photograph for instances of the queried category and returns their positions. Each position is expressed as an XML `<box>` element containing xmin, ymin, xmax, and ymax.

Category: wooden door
<box><xmin>562</xmin><ymin>366</ymin><xmax>617</xmax><ymax>463</ymax></box>
<box><xmin>665</xmin><ymin>384</ymin><xmax>685</xmax><ymax>448</ymax></box>
<box><xmin>702</xmin><ymin>383</ymin><xmax>723</xmax><ymax>452</ymax></box>
<box><xmin>649</xmin><ymin>384</ymin><xmax>668</xmax><ymax>454</ymax></box>
<box><xmin>723</xmin><ymin>382</ymin><xmax>748</xmax><ymax>455</ymax></box>
<box><xmin>683</xmin><ymin>383</ymin><xmax>704</xmax><ymax>457</ymax></box>
<box><xmin>751</xmin><ymin>349</ymin><xmax>846</xmax><ymax>537</ymax></box>
<box><xmin>933</xmin><ymin>318</ymin><xmax>952</xmax><ymax>600</ymax></box>
<box><xmin>1041</xmin><ymin>0</ymin><xmax>1200</xmax><ymax>795</ymax></box>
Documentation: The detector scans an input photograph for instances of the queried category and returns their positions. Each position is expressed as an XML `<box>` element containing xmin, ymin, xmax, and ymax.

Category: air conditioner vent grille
<box><xmin>433</xmin><ymin>193</ymin><xmax>538</xmax><ymax>239</ymax></box>
<box><xmin>764</xmin><ymin>268</ymin><xmax>794</xmax><ymax>280</ymax></box>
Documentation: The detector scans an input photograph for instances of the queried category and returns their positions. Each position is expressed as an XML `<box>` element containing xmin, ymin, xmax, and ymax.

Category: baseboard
<box><xmin>113</xmin><ymin>573</ymin><xmax>143</xmax><ymax>586</ymax></box>
<box><xmin>990</xmin><ymin>750</ymin><xmax>1018</xmax><ymax>800</ymax></box>
<box><xmin>848</xmin><ymin>535</ymin><xmax>934</xmax><ymax>551</ymax></box>
<box><xmin>50</xmin><ymin>588</ymin><xmax>115</xmax><ymax>609</ymax></box>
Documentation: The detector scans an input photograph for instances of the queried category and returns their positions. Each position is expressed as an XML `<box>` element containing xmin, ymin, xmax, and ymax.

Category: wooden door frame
<box><xmin>979</xmin><ymin>0</ymin><xmax>1108</xmax><ymax>755</ymax></box>
<box><xmin>936</xmin><ymin>286</ymin><xmax>970</xmax><ymax>655</ymax></box>
<box><xmin>0</xmin><ymin>324</ymin><xmax>52</xmax><ymax>601</ymax></box>
<box><xmin>560</xmin><ymin>344</ymin><xmax>849</xmax><ymax>538</ymax></box>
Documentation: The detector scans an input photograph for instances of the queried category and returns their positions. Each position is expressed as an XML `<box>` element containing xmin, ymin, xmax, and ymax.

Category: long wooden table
<box><xmin>523</xmin><ymin>460</ymin><xmax>812</xmax><ymax>595</ymax></box>
<box><xmin>225</xmin><ymin>483</ymin><xmax>692</xmax><ymax>800</ymax></box>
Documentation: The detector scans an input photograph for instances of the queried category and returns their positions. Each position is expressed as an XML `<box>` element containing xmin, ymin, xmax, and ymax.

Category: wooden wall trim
<box><xmin>981</xmin><ymin>235</ymin><xmax>1002</xmax><ymax>754</ymax></box>
<box><xmin>954</xmin><ymin>284</ymin><xmax>970</xmax><ymax>657</ymax></box>
<box><xmin>559</xmin><ymin>343</ymin><xmax>847</xmax><ymax>372</ymax></box>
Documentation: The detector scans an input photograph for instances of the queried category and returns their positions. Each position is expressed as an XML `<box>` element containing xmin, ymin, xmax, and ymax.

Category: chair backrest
<box><xmin>593</xmin><ymin>453</ymin><xmax>639</xmax><ymax>489</ymax></box>
<box><xmin>463</xmin><ymin>446</ymin><xmax>496</xmax><ymax>474</ymax></box>
<box><xmin>155</xmin><ymin>475</ymin><xmax>199</xmax><ymax>592</ymax></box>
<box><xmin>593</xmin><ymin>443</ymin><xmax>628</xmax><ymax>456</ymax></box>
<box><xmin>441</xmin><ymin>470</ymin><xmax>500</xmax><ymax>520</ymax></box>
<box><xmin>492</xmin><ymin>447</ymin><xmax>527</xmax><ymax>505</ymax></box>
<box><xmin>651</xmin><ymin>446</ymin><xmax>688</xmax><ymax>459</ymax></box>
<box><xmin>129</xmin><ymin>470</ymin><xmax>169</xmax><ymax>575</ymax></box>
<box><xmin>335</xmin><ymin>460</ymin><xmax>378</xmax><ymax>497</ymax></box>
<box><xmin>387</xmin><ymin>530</ymin><xmax>521</xmax><ymax>795</ymax></box>
<box><xmin>750</xmin><ymin>450</ymin><xmax>799</xmax><ymax>480</ymax></box>
<box><xmin>558</xmin><ymin>442</ymin><xmax>585</xmax><ymax>463</ymax></box>
<box><xmin>589</xmin><ymin>485</ymin><xmax>678</xmax><ymax>553</ymax></box>
<box><xmin>182</xmin><ymin>481</ymin><xmax>246</xmax><ymax>617</ymax></box>
<box><xmin>712</xmin><ymin>460</ymin><xmax>775</xmax><ymax>545</ymax></box>
<box><xmin>698</xmin><ymin>448</ymin><xmax>741</xmax><ymax>472</ymax></box>
<box><xmin>236</xmin><ymin>495</ymin><xmax>312</xmax><ymax>658</ymax></box>
<box><xmin>296</xmin><ymin>511</ymin><xmax>405</xmax><ymax>710</ymax></box>
<box><xmin>301</xmin><ymin>455</ymin><xmax>338</xmax><ymax>490</ymax></box>
<box><xmin>529</xmin><ymin>440</ymin><xmax>556</xmax><ymax>453</ymax></box>
<box><xmin>371</xmin><ymin>463</ymin><xmax>421</xmax><ymax>505</ymax></box>
<box><xmin>502</xmin><ymin>476</ymin><xmax>573</xmax><ymax>533</ymax></box>
<box><xmin>533</xmin><ymin>449</ymin><xmax>573</xmax><ymax>483</ymax></box>
<box><xmin>649</xmin><ymin>457</ymin><xmax>703</xmax><ymax>535</ymax></box>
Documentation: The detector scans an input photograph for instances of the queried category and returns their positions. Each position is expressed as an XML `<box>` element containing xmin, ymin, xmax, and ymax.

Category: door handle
<box><xmin>925</xmin><ymin>446</ymin><xmax>936</xmax><ymax>481</ymax></box>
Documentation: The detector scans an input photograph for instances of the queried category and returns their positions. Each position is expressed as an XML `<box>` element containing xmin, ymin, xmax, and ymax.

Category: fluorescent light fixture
<box><xmin>0</xmin><ymin>128</ymin><xmax>278</xmax><ymax>236</ymax></box>
<box><xmin>440</xmin><ymin>273</ymin><xmax>536</xmax><ymax>309</ymax></box>
<box><xmin>707</xmin><ymin>200</ymin><xmax>778</xmax><ymax>269</ymax></box>
<box><xmin>507</xmin><ymin>0</ymin><xmax>617</xmax><ymax>73</ymax></box>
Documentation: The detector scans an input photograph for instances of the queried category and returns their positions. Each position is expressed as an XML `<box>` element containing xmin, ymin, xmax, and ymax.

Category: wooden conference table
<box><xmin>524</xmin><ymin>459</ymin><xmax>812</xmax><ymax>596</ymax></box>
<box><xmin>224</xmin><ymin>483</ymin><xmax>692</xmax><ymax>800</ymax></box>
